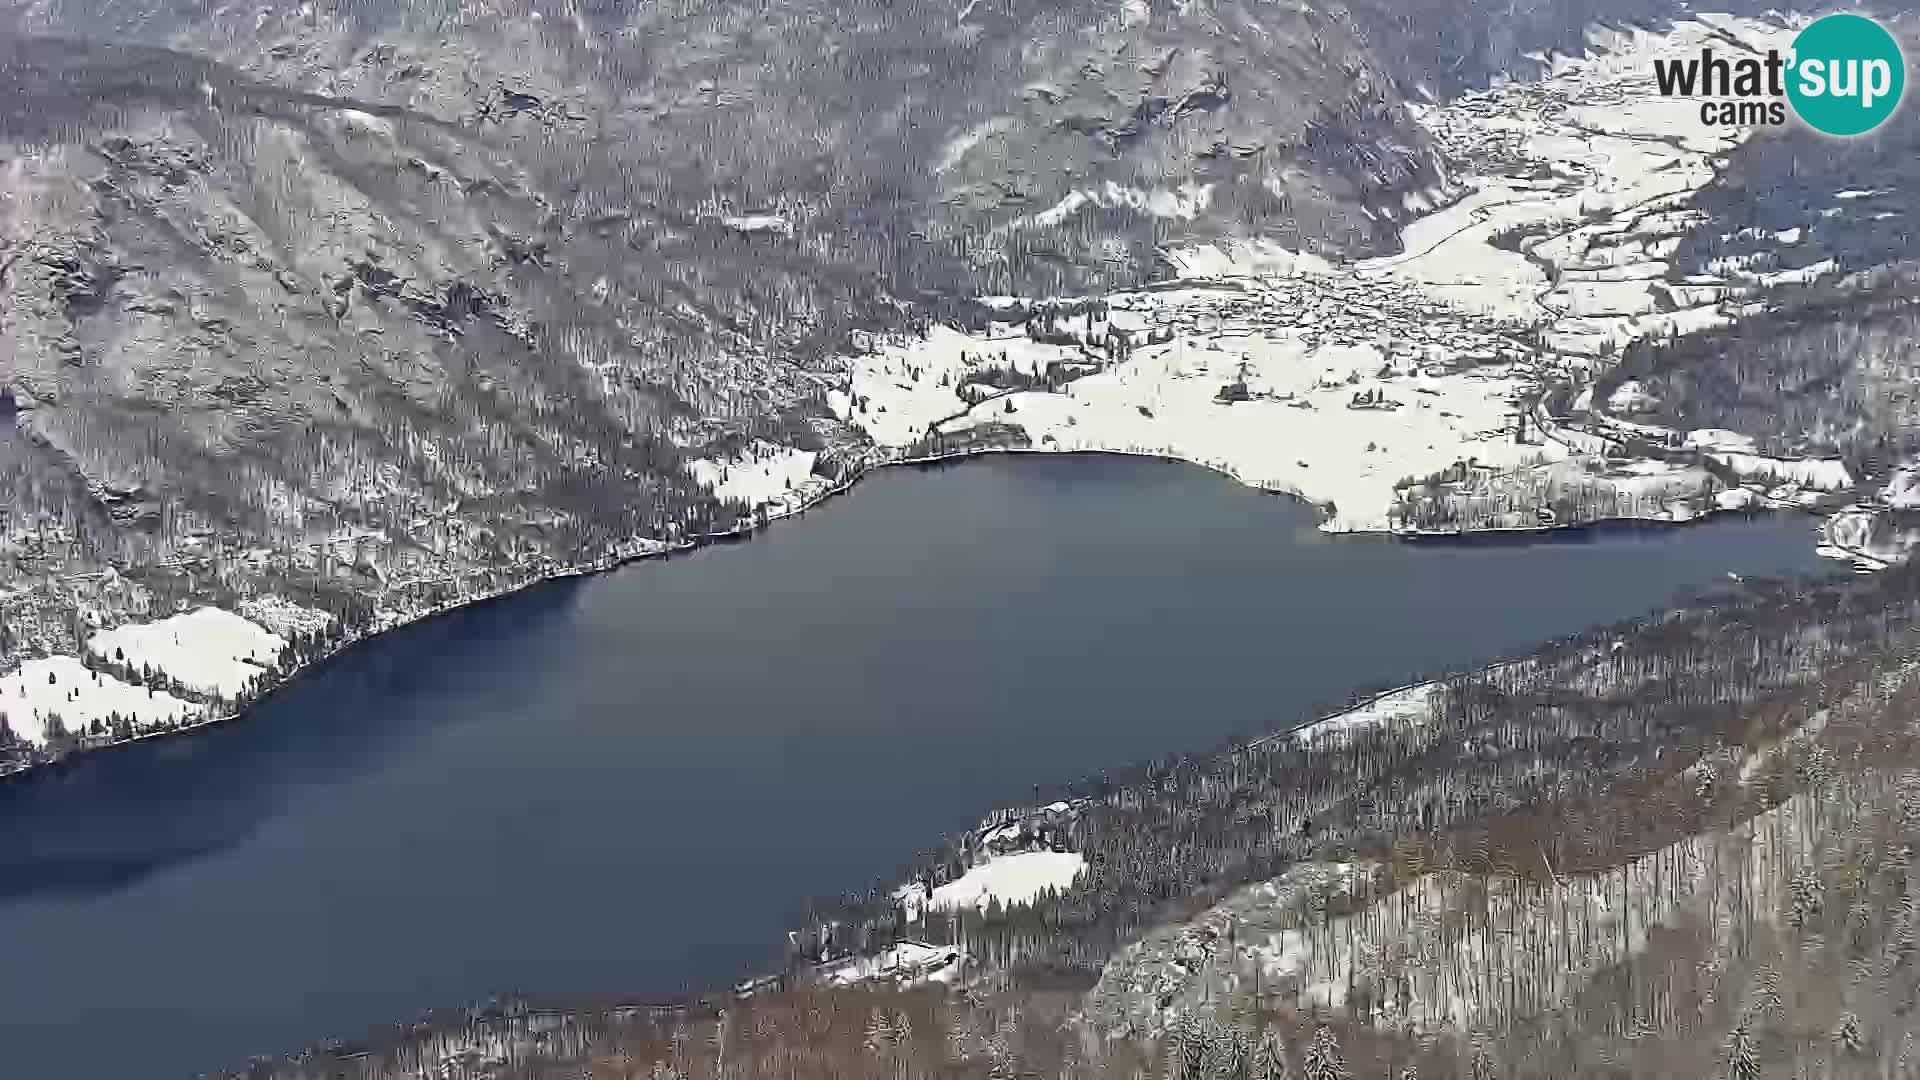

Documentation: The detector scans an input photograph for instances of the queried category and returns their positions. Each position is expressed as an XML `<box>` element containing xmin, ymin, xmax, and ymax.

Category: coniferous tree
<box><xmin>1302</xmin><ymin>1027</ymin><xmax>1349</xmax><ymax>1080</ymax></box>
<box><xmin>1724</xmin><ymin>1023</ymin><xmax>1760</xmax><ymax>1080</ymax></box>
<box><xmin>1164</xmin><ymin>1017</ymin><xmax>1208</xmax><ymax>1080</ymax></box>
<box><xmin>1203</xmin><ymin>1022</ymin><xmax>1249</xmax><ymax>1080</ymax></box>
<box><xmin>1250</xmin><ymin>1032</ymin><xmax>1291</xmax><ymax>1080</ymax></box>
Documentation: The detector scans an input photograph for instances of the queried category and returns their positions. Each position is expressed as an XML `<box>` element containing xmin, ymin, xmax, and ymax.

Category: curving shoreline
<box><xmin>0</xmin><ymin>441</ymin><xmax>1849</xmax><ymax>1080</ymax></box>
<box><xmin>0</xmin><ymin>439</ymin><xmax>1831</xmax><ymax>785</ymax></box>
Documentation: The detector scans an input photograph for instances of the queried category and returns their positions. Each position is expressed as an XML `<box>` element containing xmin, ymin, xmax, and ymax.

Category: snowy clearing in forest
<box><xmin>927</xmin><ymin>850</ymin><xmax>1086</xmax><ymax>912</ymax></box>
<box><xmin>1291</xmin><ymin>683</ymin><xmax>1437</xmax><ymax>746</ymax></box>
<box><xmin>687</xmin><ymin>442</ymin><xmax>821</xmax><ymax>507</ymax></box>
<box><xmin>86</xmin><ymin>607</ymin><xmax>285</xmax><ymax>698</ymax></box>
<box><xmin>0</xmin><ymin>656</ymin><xmax>197</xmax><ymax>745</ymax></box>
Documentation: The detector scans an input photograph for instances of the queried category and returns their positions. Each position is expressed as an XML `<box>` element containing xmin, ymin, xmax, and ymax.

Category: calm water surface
<box><xmin>0</xmin><ymin>456</ymin><xmax>1837</xmax><ymax>1078</ymax></box>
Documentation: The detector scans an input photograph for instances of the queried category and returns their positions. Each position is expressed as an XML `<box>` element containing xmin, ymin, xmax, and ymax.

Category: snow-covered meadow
<box><xmin>87</xmin><ymin>606</ymin><xmax>286</xmax><ymax>698</ymax></box>
<box><xmin>926</xmin><ymin>850</ymin><xmax>1087</xmax><ymax>912</ymax></box>
<box><xmin>1</xmin><ymin>601</ymin><xmax>325</xmax><ymax>748</ymax></box>
<box><xmin>891</xmin><ymin>848</ymin><xmax>1088</xmax><ymax>927</ymax></box>
<box><xmin>821</xmin><ymin>840</ymin><xmax>1084</xmax><ymax>989</ymax></box>
<box><xmin>835</xmin><ymin>308</ymin><xmax>1549</xmax><ymax>532</ymax></box>
<box><xmin>0</xmin><ymin>656</ymin><xmax>197</xmax><ymax>744</ymax></box>
<box><xmin>686</xmin><ymin>440</ymin><xmax>826</xmax><ymax>516</ymax></box>
<box><xmin>1289</xmin><ymin>682</ymin><xmax>1437</xmax><ymax>747</ymax></box>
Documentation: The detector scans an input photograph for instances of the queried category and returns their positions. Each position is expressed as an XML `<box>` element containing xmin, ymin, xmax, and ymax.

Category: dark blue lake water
<box><xmin>0</xmin><ymin>455</ymin><xmax>1838</xmax><ymax>1078</ymax></box>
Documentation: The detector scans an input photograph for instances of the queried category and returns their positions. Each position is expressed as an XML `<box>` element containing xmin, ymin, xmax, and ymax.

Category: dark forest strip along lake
<box><xmin>0</xmin><ymin>455</ymin><xmax>1837</xmax><ymax>1080</ymax></box>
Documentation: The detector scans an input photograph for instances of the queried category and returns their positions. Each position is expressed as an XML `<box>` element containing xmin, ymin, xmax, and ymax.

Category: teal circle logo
<box><xmin>1787</xmin><ymin>13</ymin><xmax>1906</xmax><ymax>136</ymax></box>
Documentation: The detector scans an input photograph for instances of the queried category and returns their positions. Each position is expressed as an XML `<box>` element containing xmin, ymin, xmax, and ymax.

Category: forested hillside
<box><xmin>1594</xmin><ymin>79</ymin><xmax>1920</xmax><ymax>470</ymax></box>
<box><xmin>215</xmin><ymin>556</ymin><xmax>1920</xmax><ymax>1078</ymax></box>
